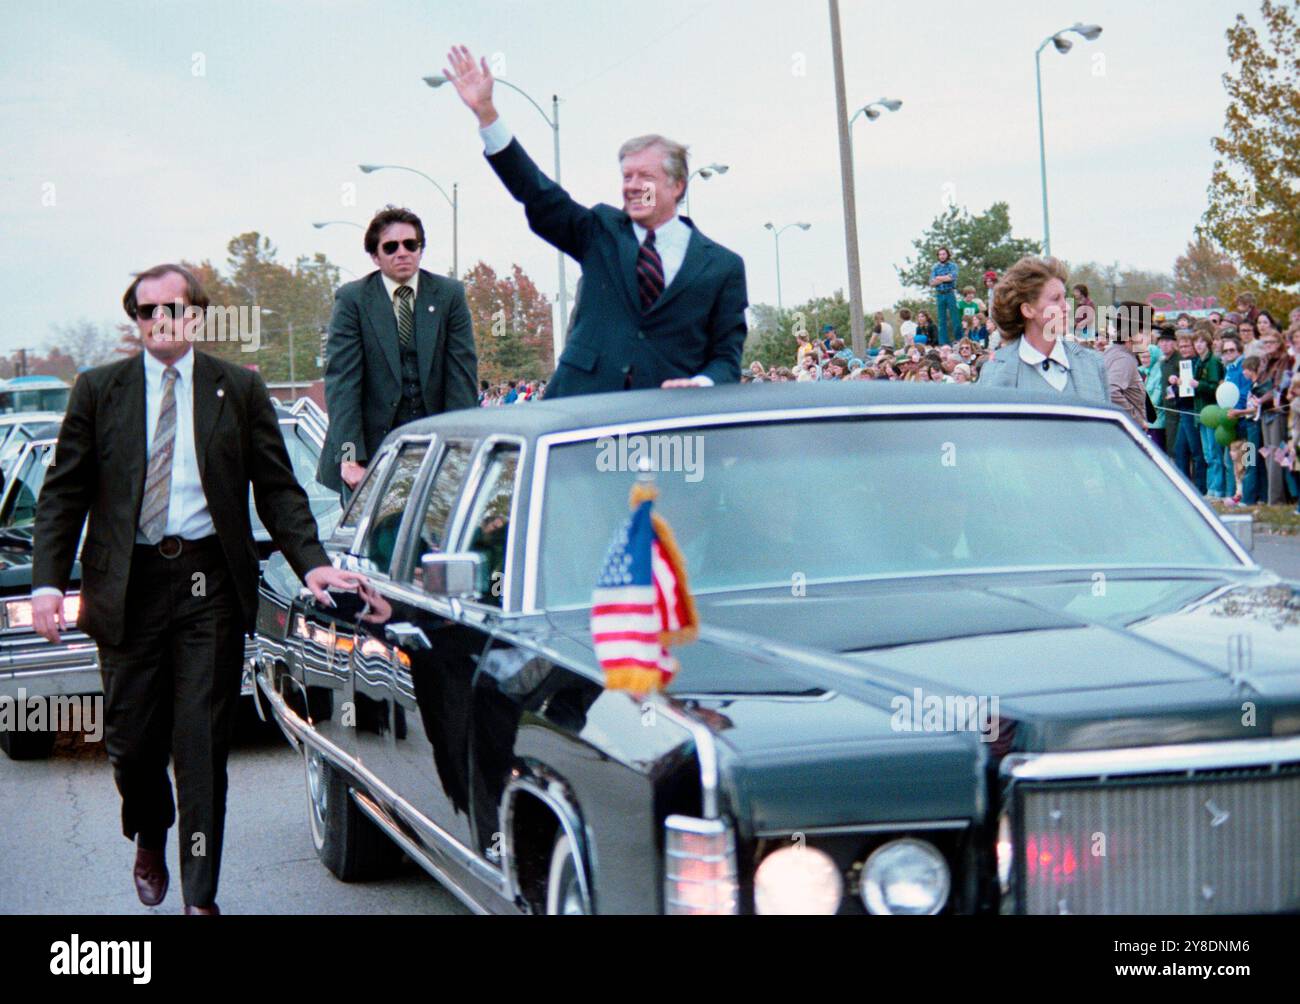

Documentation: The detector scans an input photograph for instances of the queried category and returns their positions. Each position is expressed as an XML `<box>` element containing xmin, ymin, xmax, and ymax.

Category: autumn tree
<box><xmin>46</xmin><ymin>320</ymin><xmax>124</xmax><ymax>369</ymax></box>
<box><xmin>461</xmin><ymin>261</ymin><xmax>554</xmax><ymax>384</ymax></box>
<box><xmin>180</xmin><ymin>233</ymin><xmax>341</xmax><ymax>381</ymax></box>
<box><xmin>1062</xmin><ymin>261</ymin><xmax>1174</xmax><ymax>306</ymax></box>
<box><xmin>1172</xmin><ymin>236</ymin><xmax>1240</xmax><ymax>296</ymax></box>
<box><xmin>1202</xmin><ymin>0</ymin><xmax>1300</xmax><ymax>295</ymax></box>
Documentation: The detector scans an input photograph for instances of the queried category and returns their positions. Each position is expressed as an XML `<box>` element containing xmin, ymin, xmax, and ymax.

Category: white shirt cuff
<box><xmin>689</xmin><ymin>374</ymin><xmax>714</xmax><ymax>387</ymax></box>
<box><xmin>480</xmin><ymin>118</ymin><xmax>513</xmax><ymax>156</ymax></box>
<box><xmin>32</xmin><ymin>587</ymin><xmax>64</xmax><ymax>600</ymax></box>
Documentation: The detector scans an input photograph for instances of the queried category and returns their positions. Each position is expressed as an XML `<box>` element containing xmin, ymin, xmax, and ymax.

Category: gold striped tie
<box><xmin>138</xmin><ymin>366</ymin><xmax>179</xmax><ymax>544</ymax></box>
<box><xmin>395</xmin><ymin>285</ymin><xmax>414</xmax><ymax>348</ymax></box>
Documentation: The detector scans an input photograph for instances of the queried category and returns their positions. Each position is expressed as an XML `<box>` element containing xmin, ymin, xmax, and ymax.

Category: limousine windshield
<box><xmin>537</xmin><ymin>416</ymin><xmax>1246</xmax><ymax>608</ymax></box>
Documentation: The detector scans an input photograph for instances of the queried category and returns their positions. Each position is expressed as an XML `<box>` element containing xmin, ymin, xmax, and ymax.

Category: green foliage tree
<box><xmin>1202</xmin><ymin>0</ymin><xmax>1300</xmax><ymax>296</ymax></box>
<box><xmin>896</xmin><ymin>202</ymin><xmax>1042</xmax><ymax>295</ymax></box>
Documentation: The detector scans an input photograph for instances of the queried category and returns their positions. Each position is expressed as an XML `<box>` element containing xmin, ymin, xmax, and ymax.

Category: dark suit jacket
<box><xmin>485</xmin><ymin>138</ymin><xmax>749</xmax><ymax>398</ymax></box>
<box><xmin>317</xmin><ymin>268</ymin><xmax>478</xmax><ymax>490</ymax></box>
<box><xmin>33</xmin><ymin>350</ymin><xmax>329</xmax><ymax>646</ymax></box>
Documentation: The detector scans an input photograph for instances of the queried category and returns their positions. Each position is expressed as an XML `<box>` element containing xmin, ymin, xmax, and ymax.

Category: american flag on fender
<box><xmin>591</xmin><ymin>482</ymin><xmax>699</xmax><ymax>693</ymax></box>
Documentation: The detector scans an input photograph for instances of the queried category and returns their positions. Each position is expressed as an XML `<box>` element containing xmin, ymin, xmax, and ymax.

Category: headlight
<box><xmin>754</xmin><ymin>845</ymin><xmax>843</xmax><ymax>915</ymax></box>
<box><xmin>4</xmin><ymin>594</ymin><xmax>79</xmax><ymax>631</ymax></box>
<box><xmin>860</xmin><ymin>838</ymin><xmax>951</xmax><ymax>915</ymax></box>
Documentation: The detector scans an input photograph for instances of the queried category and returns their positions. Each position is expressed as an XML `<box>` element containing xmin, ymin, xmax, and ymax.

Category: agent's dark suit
<box><xmin>485</xmin><ymin>138</ymin><xmax>749</xmax><ymax>398</ymax></box>
<box><xmin>316</xmin><ymin>268</ymin><xmax>478</xmax><ymax>492</ymax></box>
<box><xmin>33</xmin><ymin>349</ymin><xmax>330</xmax><ymax>907</ymax></box>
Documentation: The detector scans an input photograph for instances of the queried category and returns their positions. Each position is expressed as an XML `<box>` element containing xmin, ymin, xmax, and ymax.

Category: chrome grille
<box><xmin>1015</xmin><ymin>768</ymin><xmax>1300</xmax><ymax>914</ymax></box>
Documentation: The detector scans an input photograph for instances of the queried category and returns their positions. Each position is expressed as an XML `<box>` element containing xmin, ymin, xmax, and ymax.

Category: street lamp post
<box><xmin>763</xmin><ymin>221</ymin><xmax>811</xmax><ymax>312</ymax></box>
<box><xmin>1035</xmin><ymin>22</ymin><xmax>1103</xmax><ymax>257</ymax></box>
<box><xmin>828</xmin><ymin>0</ymin><xmax>870</xmax><ymax>360</ymax></box>
<box><xmin>359</xmin><ymin>164</ymin><xmax>459</xmax><ymax>277</ymax></box>
<box><xmin>684</xmin><ymin>162</ymin><xmax>729</xmax><ymax>218</ymax></box>
<box><xmin>311</xmin><ymin>220</ymin><xmax>363</xmax><ymax>230</ymax></box>
<box><xmin>425</xmin><ymin>73</ymin><xmax>566</xmax><ymax>364</ymax></box>
<box><xmin>847</xmin><ymin>96</ymin><xmax>902</xmax><ymax>357</ymax></box>
<box><xmin>848</xmin><ymin>98</ymin><xmax>902</xmax><ymax>128</ymax></box>
<box><xmin>260</xmin><ymin>308</ymin><xmax>300</xmax><ymax>400</ymax></box>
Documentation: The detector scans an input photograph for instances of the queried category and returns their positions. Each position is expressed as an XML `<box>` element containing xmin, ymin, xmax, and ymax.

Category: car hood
<box><xmin>546</xmin><ymin>606</ymin><xmax>987</xmax><ymax>834</ymax></box>
<box><xmin>691</xmin><ymin>570</ymin><xmax>1300</xmax><ymax>752</ymax></box>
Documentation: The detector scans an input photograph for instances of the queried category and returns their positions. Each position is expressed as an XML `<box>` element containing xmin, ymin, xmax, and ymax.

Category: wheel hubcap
<box><xmin>306</xmin><ymin>748</ymin><xmax>327</xmax><ymax>837</ymax></box>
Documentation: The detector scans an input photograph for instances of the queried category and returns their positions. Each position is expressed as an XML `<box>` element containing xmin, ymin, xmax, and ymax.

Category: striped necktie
<box><xmin>395</xmin><ymin>285</ymin><xmax>415</xmax><ymax>348</ymax></box>
<box><xmin>636</xmin><ymin>230</ymin><xmax>665</xmax><ymax>312</ymax></box>
<box><xmin>139</xmin><ymin>366</ymin><xmax>179</xmax><ymax>544</ymax></box>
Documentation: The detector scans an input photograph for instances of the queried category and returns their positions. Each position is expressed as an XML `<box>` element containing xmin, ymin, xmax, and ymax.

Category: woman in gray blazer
<box><xmin>976</xmin><ymin>257</ymin><xmax>1108</xmax><ymax>404</ymax></box>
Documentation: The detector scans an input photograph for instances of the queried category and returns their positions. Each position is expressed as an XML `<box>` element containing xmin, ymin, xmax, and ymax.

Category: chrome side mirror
<box><xmin>1220</xmin><ymin>513</ymin><xmax>1254</xmax><ymax>552</ymax></box>
<box><xmin>421</xmin><ymin>552</ymin><xmax>484</xmax><ymax>599</ymax></box>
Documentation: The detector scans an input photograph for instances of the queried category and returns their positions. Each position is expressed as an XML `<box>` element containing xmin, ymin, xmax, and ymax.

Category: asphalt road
<box><xmin>1254</xmin><ymin>531</ymin><xmax>1300</xmax><ymax>581</ymax></box>
<box><xmin>0</xmin><ymin>711</ymin><xmax>468</xmax><ymax>915</ymax></box>
<box><xmin>2</xmin><ymin>533</ymin><xmax>1296</xmax><ymax>916</ymax></box>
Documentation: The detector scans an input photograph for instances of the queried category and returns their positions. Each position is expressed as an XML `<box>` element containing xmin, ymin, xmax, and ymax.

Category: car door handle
<box><xmin>385</xmin><ymin>622</ymin><xmax>431</xmax><ymax>650</ymax></box>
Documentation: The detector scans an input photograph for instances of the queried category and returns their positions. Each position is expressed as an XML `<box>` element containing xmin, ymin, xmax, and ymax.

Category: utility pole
<box><xmin>287</xmin><ymin>320</ymin><xmax>296</xmax><ymax>399</ymax></box>
<box><xmin>829</xmin><ymin>0</ymin><xmax>867</xmax><ymax>358</ymax></box>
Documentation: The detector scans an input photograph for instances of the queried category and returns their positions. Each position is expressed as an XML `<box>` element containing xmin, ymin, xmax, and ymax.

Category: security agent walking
<box><xmin>443</xmin><ymin>45</ymin><xmax>749</xmax><ymax>398</ymax></box>
<box><xmin>32</xmin><ymin>264</ymin><xmax>366</xmax><ymax>914</ymax></box>
<box><xmin>316</xmin><ymin>206</ymin><xmax>478</xmax><ymax>501</ymax></box>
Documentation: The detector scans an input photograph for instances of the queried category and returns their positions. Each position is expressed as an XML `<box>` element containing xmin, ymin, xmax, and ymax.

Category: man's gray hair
<box><xmin>618</xmin><ymin>134</ymin><xmax>690</xmax><ymax>204</ymax></box>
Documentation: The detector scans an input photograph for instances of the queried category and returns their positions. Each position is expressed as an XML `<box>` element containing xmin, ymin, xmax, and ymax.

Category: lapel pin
<box><xmin>217</xmin><ymin>388</ymin><xmax>225</xmax><ymax>397</ymax></box>
<box><xmin>428</xmin><ymin>305</ymin><xmax>436</xmax><ymax>313</ymax></box>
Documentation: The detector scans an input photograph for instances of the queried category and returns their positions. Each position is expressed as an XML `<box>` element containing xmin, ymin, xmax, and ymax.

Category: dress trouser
<box><xmin>1262</xmin><ymin>413</ymin><xmax>1286</xmax><ymax>504</ymax></box>
<box><xmin>97</xmin><ymin>536</ymin><xmax>246</xmax><ymax>908</ymax></box>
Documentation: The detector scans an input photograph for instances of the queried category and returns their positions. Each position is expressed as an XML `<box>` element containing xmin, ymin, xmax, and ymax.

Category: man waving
<box><xmin>443</xmin><ymin>45</ymin><xmax>749</xmax><ymax>398</ymax></box>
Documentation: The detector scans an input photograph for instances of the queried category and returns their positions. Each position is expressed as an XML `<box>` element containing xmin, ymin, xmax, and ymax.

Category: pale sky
<box><xmin>0</xmin><ymin>0</ymin><xmax>1243</xmax><ymax>352</ymax></box>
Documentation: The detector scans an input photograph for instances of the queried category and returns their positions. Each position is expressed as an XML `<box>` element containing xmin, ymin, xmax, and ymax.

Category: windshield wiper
<box><xmin>0</xmin><ymin>526</ymin><xmax>34</xmax><ymax>547</ymax></box>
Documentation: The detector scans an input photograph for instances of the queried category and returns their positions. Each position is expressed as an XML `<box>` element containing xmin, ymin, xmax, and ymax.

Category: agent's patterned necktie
<box><xmin>395</xmin><ymin>284</ymin><xmax>415</xmax><ymax>347</ymax></box>
<box><xmin>138</xmin><ymin>366</ymin><xmax>179</xmax><ymax>544</ymax></box>
<box><xmin>637</xmin><ymin>230</ymin><xmax>664</xmax><ymax>312</ymax></box>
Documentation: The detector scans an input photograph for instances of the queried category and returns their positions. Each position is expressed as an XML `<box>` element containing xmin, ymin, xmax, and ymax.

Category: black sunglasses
<box><xmin>135</xmin><ymin>302</ymin><xmax>194</xmax><ymax>320</ymax></box>
<box><xmin>380</xmin><ymin>238</ymin><xmax>422</xmax><ymax>255</ymax></box>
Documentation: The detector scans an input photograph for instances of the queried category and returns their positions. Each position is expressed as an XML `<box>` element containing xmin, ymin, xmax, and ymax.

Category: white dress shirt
<box><xmin>380</xmin><ymin>270</ymin><xmax>419</xmax><ymax>322</ymax></box>
<box><xmin>1017</xmin><ymin>335</ymin><xmax>1072</xmax><ymax>392</ymax></box>
<box><xmin>480</xmin><ymin>117</ymin><xmax>713</xmax><ymax>386</ymax></box>
<box><xmin>35</xmin><ymin>347</ymin><xmax>214</xmax><ymax>600</ymax></box>
<box><xmin>138</xmin><ymin>346</ymin><xmax>215</xmax><ymax>541</ymax></box>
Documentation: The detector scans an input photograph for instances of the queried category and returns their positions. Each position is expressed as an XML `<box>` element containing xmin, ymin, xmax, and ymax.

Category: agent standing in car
<box><xmin>317</xmin><ymin>206</ymin><xmax>478</xmax><ymax>503</ymax></box>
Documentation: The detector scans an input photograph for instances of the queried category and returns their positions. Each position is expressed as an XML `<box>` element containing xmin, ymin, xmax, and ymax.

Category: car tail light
<box><xmin>4</xmin><ymin>593</ymin><xmax>80</xmax><ymax>631</ymax></box>
<box><xmin>664</xmin><ymin>814</ymin><xmax>738</xmax><ymax>915</ymax></box>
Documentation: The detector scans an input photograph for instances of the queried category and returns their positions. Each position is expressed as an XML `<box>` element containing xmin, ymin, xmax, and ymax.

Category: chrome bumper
<box><xmin>0</xmin><ymin>631</ymin><xmax>260</xmax><ymax>699</ymax></box>
<box><xmin>0</xmin><ymin>631</ymin><xmax>100</xmax><ymax>700</ymax></box>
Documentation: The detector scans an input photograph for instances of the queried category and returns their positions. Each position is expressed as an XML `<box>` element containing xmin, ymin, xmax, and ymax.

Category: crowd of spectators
<box><xmin>744</xmin><ymin>287</ymin><xmax>1300</xmax><ymax>512</ymax></box>
<box><xmin>479</xmin><ymin>378</ymin><xmax>546</xmax><ymax>405</ymax></box>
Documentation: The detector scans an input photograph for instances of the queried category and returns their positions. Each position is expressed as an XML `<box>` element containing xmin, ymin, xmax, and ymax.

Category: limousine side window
<box><xmin>461</xmin><ymin>446</ymin><xmax>520</xmax><ymax>607</ymax></box>
<box><xmin>405</xmin><ymin>440</ymin><xmax>474</xmax><ymax>588</ymax></box>
<box><xmin>337</xmin><ymin>447</ymin><xmax>392</xmax><ymax>532</ymax></box>
<box><xmin>355</xmin><ymin>442</ymin><xmax>428</xmax><ymax>576</ymax></box>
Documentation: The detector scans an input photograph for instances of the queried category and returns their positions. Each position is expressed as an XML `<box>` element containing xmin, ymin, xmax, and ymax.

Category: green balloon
<box><xmin>1214</xmin><ymin>424</ymin><xmax>1235</xmax><ymax>448</ymax></box>
<box><xmin>1199</xmin><ymin>404</ymin><xmax>1226</xmax><ymax>429</ymax></box>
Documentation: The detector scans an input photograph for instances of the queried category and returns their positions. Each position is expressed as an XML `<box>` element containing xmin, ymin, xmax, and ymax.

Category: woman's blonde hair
<box><xmin>991</xmin><ymin>256</ymin><xmax>1068</xmax><ymax>341</ymax></box>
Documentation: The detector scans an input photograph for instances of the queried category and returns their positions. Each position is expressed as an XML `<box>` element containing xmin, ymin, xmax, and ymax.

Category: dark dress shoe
<box><xmin>183</xmin><ymin>904</ymin><xmax>220</xmax><ymax>915</ymax></box>
<box><xmin>133</xmin><ymin>845</ymin><xmax>168</xmax><ymax>907</ymax></box>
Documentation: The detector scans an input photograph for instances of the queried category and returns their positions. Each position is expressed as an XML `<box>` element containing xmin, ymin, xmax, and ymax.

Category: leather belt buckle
<box><xmin>158</xmin><ymin>535</ymin><xmax>183</xmax><ymax>559</ymax></box>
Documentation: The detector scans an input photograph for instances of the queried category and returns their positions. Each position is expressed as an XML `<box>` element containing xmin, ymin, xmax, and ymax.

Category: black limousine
<box><xmin>253</xmin><ymin>382</ymin><xmax>1300</xmax><ymax>915</ymax></box>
